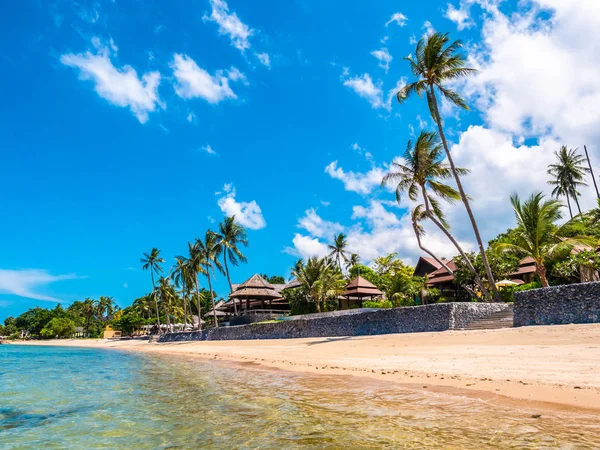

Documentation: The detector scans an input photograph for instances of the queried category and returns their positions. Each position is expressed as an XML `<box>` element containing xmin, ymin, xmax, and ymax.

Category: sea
<box><xmin>1</xmin><ymin>344</ymin><xmax>599</xmax><ymax>449</ymax></box>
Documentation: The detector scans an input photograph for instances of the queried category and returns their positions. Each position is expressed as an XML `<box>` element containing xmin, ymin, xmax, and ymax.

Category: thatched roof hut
<box><xmin>224</xmin><ymin>274</ymin><xmax>287</xmax><ymax>314</ymax></box>
<box><xmin>340</xmin><ymin>276</ymin><xmax>383</xmax><ymax>308</ymax></box>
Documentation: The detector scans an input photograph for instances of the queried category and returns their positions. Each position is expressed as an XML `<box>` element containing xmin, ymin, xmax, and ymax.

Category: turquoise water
<box><xmin>1</xmin><ymin>345</ymin><xmax>600</xmax><ymax>449</ymax></box>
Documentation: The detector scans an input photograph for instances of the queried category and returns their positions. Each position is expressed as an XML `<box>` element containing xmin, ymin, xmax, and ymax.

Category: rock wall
<box><xmin>514</xmin><ymin>282</ymin><xmax>600</xmax><ymax>327</ymax></box>
<box><xmin>158</xmin><ymin>302</ymin><xmax>510</xmax><ymax>342</ymax></box>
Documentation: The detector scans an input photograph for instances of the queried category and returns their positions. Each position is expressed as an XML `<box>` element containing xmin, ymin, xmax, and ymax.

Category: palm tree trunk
<box><xmin>536</xmin><ymin>262</ymin><xmax>549</xmax><ymax>288</ymax></box>
<box><xmin>565</xmin><ymin>193</ymin><xmax>573</xmax><ymax>219</ymax></box>
<box><xmin>584</xmin><ymin>145</ymin><xmax>600</xmax><ymax>199</ymax></box>
<box><xmin>206</xmin><ymin>272</ymin><xmax>219</xmax><ymax>328</ymax></box>
<box><xmin>195</xmin><ymin>278</ymin><xmax>202</xmax><ymax>331</ymax></box>
<box><xmin>183</xmin><ymin>289</ymin><xmax>188</xmax><ymax>330</ymax></box>
<box><xmin>573</xmin><ymin>192</ymin><xmax>582</xmax><ymax>215</ymax></box>
<box><xmin>151</xmin><ymin>272</ymin><xmax>161</xmax><ymax>334</ymax></box>
<box><xmin>421</xmin><ymin>186</ymin><xmax>490</xmax><ymax>299</ymax></box>
<box><xmin>428</xmin><ymin>86</ymin><xmax>499</xmax><ymax>302</ymax></box>
<box><xmin>223</xmin><ymin>252</ymin><xmax>238</xmax><ymax>315</ymax></box>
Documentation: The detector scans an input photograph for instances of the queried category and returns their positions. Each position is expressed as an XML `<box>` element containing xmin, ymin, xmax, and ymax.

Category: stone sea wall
<box><xmin>158</xmin><ymin>302</ymin><xmax>510</xmax><ymax>342</ymax></box>
<box><xmin>514</xmin><ymin>282</ymin><xmax>600</xmax><ymax>327</ymax></box>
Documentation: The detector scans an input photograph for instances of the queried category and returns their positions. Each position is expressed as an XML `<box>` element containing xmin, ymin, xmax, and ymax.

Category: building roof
<box><xmin>343</xmin><ymin>276</ymin><xmax>384</xmax><ymax>297</ymax></box>
<box><xmin>413</xmin><ymin>256</ymin><xmax>444</xmax><ymax>277</ymax></box>
<box><xmin>229</xmin><ymin>274</ymin><xmax>283</xmax><ymax>299</ymax></box>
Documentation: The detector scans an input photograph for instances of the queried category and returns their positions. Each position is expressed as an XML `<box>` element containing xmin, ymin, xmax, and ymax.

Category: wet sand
<box><xmin>16</xmin><ymin>323</ymin><xmax>600</xmax><ymax>413</ymax></box>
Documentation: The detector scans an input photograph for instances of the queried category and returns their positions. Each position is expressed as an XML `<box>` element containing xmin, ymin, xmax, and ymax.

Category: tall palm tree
<box><xmin>195</xmin><ymin>231</ymin><xmax>224</xmax><ymax>327</ymax></box>
<box><xmin>397</xmin><ymin>32</ymin><xmax>499</xmax><ymax>301</ymax></box>
<box><xmin>155</xmin><ymin>277</ymin><xmax>173</xmax><ymax>330</ymax></box>
<box><xmin>328</xmin><ymin>233</ymin><xmax>349</xmax><ymax>272</ymax></box>
<box><xmin>96</xmin><ymin>296</ymin><xmax>115</xmax><ymax>321</ymax></box>
<box><xmin>382</xmin><ymin>130</ymin><xmax>489</xmax><ymax>298</ymax></box>
<box><xmin>187</xmin><ymin>242</ymin><xmax>208</xmax><ymax>330</ymax></box>
<box><xmin>494</xmin><ymin>192</ymin><xmax>594</xmax><ymax>287</ymax></box>
<box><xmin>292</xmin><ymin>257</ymin><xmax>345</xmax><ymax>313</ymax></box>
<box><xmin>81</xmin><ymin>298</ymin><xmax>96</xmax><ymax>337</ymax></box>
<box><xmin>171</xmin><ymin>256</ymin><xmax>193</xmax><ymax>330</ymax></box>
<box><xmin>547</xmin><ymin>146</ymin><xmax>590</xmax><ymax>218</ymax></box>
<box><xmin>214</xmin><ymin>216</ymin><xmax>248</xmax><ymax>316</ymax></box>
<box><xmin>141</xmin><ymin>248</ymin><xmax>164</xmax><ymax>333</ymax></box>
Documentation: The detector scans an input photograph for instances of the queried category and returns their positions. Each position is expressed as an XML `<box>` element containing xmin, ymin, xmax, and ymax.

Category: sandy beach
<box><xmin>16</xmin><ymin>323</ymin><xmax>600</xmax><ymax>414</ymax></box>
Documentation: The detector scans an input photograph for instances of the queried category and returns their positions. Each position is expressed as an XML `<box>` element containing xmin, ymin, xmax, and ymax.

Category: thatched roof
<box><xmin>229</xmin><ymin>274</ymin><xmax>283</xmax><ymax>299</ymax></box>
<box><xmin>343</xmin><ymin>276</ymin><xmax>383</xmax><ymax>298</ymax></box>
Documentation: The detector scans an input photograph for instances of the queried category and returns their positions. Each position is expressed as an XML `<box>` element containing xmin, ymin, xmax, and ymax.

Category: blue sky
<box><xmin>2</xmin><ymin>0</ymin><xmax>600</xmax><ymax>320</ymax></box>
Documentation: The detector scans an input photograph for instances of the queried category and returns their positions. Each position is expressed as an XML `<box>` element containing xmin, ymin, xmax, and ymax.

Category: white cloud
<box><xmin>201</xmin><ymin>144</ymin><xmax>217</xmax><ymax>155</ymax></box>
<box><xmin>325</xmin><ymin>161</ymin><xmax>388</xmax><ymax>195</ymax></box>
<box><xmin>217</xmin><ymin>183</ymin><xmax>266</xmax><ymax>230</ymax></box>
<box><xmin>422</xmin><ymin>20</ymin><xmax>436</xmax><ymax>39</ymax></box>
<box><xmin>286</xmin><ymin>201</ymin><xmax>471</xmax><ymax>265</ymax></box>
<box><xmin>0</xmin><ymin>269</ymin><xmax>77</xmax><ymax>302</ymax></box>
<box><xmin>187</xmin><ymin>112</ymin><xmax>196</xmax><ymax>123</ymax></box>
<box><xmin>371</xmin><ymin>48</ymin><xmax>392</xmax><ymax>73</ymax></box>
<box><xmin>352</xmin><ymin>142</ymin><xmax>374</xmax><ymax>162</ymax></box>
<box><xmin>298</xmin><ymin>208</ymin><xmax>344</xmax><ymax>239</ymax></box>
<box><xmin>445</xmin><ymin>2</ymin><xmax>475</xmax><ymax>30</ymax></box>
<box><xmin>170</xmin><ymin>54</ymin><xmax>245</xmax><ymax>103</ymax></box>
<box><xmin>256</xmin><ymin>52</ymin><xmax>271</xmax><ymax>68</ymax></box>
<box><xmin>342</xmin><ymin>72</ymin><xmax>386</xmax><ymax>110</ymax></box>
<box><xmin>61</xmin><ymin>40</ymin><xmax>162</xmax><ymax>123</ymax></box>
<box><xmin>203</xmin><ymin>0</ymin><xmax>253</xmax><ymax>52</ymax></box>
<box><xmin>386</xmin><ymin>12</ymin><xmax>407</xmax><ymax>27</ymax></box>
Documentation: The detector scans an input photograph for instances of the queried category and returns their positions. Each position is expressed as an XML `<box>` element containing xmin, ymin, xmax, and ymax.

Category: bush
<box><xmin>362</xmin><ymin>300</ymin><xmax>394</xmax><ymax>309</ymax></box>
<box><xmin>498</xmin><ymin>281</ymin><xmax>542</xmax><ymax>303</ymax></box>
<box><xmin>40</xmin><ymin>317</ymin><xmax>76</xmax><ymax>339</ymax></box>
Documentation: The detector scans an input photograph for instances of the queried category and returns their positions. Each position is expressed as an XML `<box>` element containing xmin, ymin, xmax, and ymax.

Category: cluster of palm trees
<box><xmin>140</xmin><ymin>216</ymin><xmax>248</xmax><ymax>333</ymax></box>
<box><xmin>383</xmin><ymin>31</ymin><xmax>600</xmax><ymax>296</ymax></box>
<box><xmin>71</xmin><ymin>296</ymin><xmax>117</xmax><ymax>337</ymax></box>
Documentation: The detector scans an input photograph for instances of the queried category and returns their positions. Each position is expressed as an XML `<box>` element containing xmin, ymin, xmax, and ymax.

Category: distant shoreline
<box><xmin>15</xmin><ymin>323</ymin><xmax>600</xmax><ymax>415</ymax></box>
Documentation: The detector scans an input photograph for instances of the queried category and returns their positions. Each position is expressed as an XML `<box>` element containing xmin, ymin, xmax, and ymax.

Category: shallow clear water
<box><xmin>1</xmin><ymin>345</ymin><xmax>599</xmax><ymax>449</ymax></box>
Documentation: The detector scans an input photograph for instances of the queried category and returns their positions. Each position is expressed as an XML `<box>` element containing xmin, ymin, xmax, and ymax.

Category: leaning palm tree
<box><xmin>292</xmin><ymin>257</ymin><xmax>345</xmax><ymax>313</ymax></box>
<box><xmin>382</xmin><ymin>130</ymin><xmax>489</xmax><ymax>298</ymax></box>
<box><xmin>411</xmin><ymin>205</ymin><xmax>454</xmax><ymax>276</ymax></box>
<box><xmin>214</xmin><ymin>216</ymin><xmax>248</xmax><ymax>316</ymax></box>
<box><xmin>328</xmin><ymin>233</ymin><xmax>349</xmax><ymax>272</ymax></box>
<box><xmin>141</xmin><ymin>248</ymin><xmax>164</xmax><ymax>332</ymax></box>
<box><xmin>397</xmin><ymin>32</ymin><xmax>499</xmax><ymax>301</ymax></box>
<box><xmin>187</xmin><ymin>242</ymin><xmax>208</xmax><ymax>330</ymax></box>
<box><xmin>494</xmin><ymin>192</ymin><xmax>595</xmax><ymax>287</ymax></box>
<box><xmin>195</xmin><ymin>231</ymin><xmax>224</xmax><ymax>327</ymax></box>
<box><xmin>547</xmin><ymin>146</ymin><xmax>590</xmax><ymax>218</ymax></box>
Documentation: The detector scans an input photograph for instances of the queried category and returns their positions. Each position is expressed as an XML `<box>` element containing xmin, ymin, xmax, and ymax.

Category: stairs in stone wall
<box><xmin>461</xmin><ymin>305</ymin><xmax>514</xmax><ymax>331</ymax></box>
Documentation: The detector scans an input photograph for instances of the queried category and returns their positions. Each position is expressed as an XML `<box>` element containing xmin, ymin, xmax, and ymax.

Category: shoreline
<box><xmin>14</xmin><ymin>323</ymin><xmax>600</xmax><ymax>414</ymax></box>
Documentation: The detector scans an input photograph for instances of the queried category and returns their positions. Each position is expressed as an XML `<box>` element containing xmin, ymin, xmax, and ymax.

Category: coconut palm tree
<box><xmin>141</xmin><ymin>248</ymin><xmax>164</xmax><ymax>332</ymax></box>
<box><xmin>397</xmin><ymin>32</ymin><xmax>499</xmax><ymax>301</ymax></box>
<box><xmin>171</xmin><ymin>256</ymin><xmax>193</xmax><ymax>330</ymax></box>
<box><xmin>547</xmin><ymin>146</ymin><xmax>590</xmax><ymax>218</ymax></box>
<box><xmin>382</xmin><ymin>130</ymin><xmax>489</xmax><ymax>298</ymax></box>
<box><xmin>187</xmin><ymin>242</ymin><xmax>208</xmax><ymax>330</ymax></box>
<box><xmin>96</xmin><ymin>296</ymin><xmax>115</xmax><ymax>321</ymax></box>
<box><xmin>346</xmin><ymin>253</ymin><xmax>360</xmax><ymax>270</ymax></box>
<box><xmin>214</xmin><ymin>216</ymin><xmax>248</xmax><ymax>315</ymax></box>
<box><xmin>494</xmin><ymin>192</ymin><xmax>594</xmax><ymax>287</ymax></box>
<box><xmin>81</xmin><ymin>298</ymin><xmax>96</xmax><ymax>337</ymax></box>
<box><xmin>328</xmin><ymin>233</ymin><xmax>349</xmax><ymax>272</ymax></box>
<box><xmin>292</xmin><ymin>257</ymin><xmax>345</xmax><ymax>313</ymax></box>
<box><xmin>195</xmin><ymin>231</ymin><xmax>224</xmax><ymax>327</ymax></box>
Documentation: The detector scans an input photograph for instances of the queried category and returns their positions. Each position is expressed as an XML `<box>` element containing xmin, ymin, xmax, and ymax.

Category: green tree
<box><xmin>214</xmin><ymin>215</ymin><xmax>248</xmax><ymax>316</ymax></box>
<box><xmin>195</xmin><ymin>231</ymin><xmax>224</xmax><ymax>327</ymax></box>
<box><xmin>171</xmin><ymin>256</ymin><xmax>194</xmax><ymax>329</ymax></box>
<box><xmin>494</xmin><ymin>192</ymin><xmax>594</xmax><ymax>287</ymax></box>
<box><xmin>111</xmin><ymin>307</ymin><xmax>147</xmax><ymax>336</ymax></box>
<box><xmin>259</xmin><ymin>274</ymin><xmax>286</xmax><ymax>284</ymax></box>
<box><xmin>397</xmin><ymin>32</ymin><xmax>499</xmax><ymax>301</ymax></box>
<box><xmin>454</xmin><ymin>251</ymin><xmax>520</xmax><ymax>296</ymax></box>
<box><xmin>81</xmin><ymin>298</ymin><xmax>96</xmax><ymax>337</ymax></box>
<box><xmin>40</xmin><ymin>317</ymin><xmax>76</xmax><ymax>339</ymax></box>
<box><xmin>293</xmin><ymin>257</ymin><xmax>345</xmax><ymax>313</ymax></box>
<box><xmin>547</xmin><ymin>146</ymin><xmax>590</xmax><ymax>218</ymax></box>
<box><xmin>553</xmin><ymin>250</ymin><xmax>600</xmax><ymax>283</ymax></box>
<box><xmin>187</xmin><ymin>241</ymin><xmax>208</xmax><ymax>330</ymax></box>
<box><xmin>141</xmin><ymin>248</ymin><xmax>165</xmax><ymax>333</ymax></box>
<box><xmin>346</xmin><ymin>253</ymin><xmax>360</xmax><ymax>270</ymax></box>
<box><xmin>382</xmin><ymin>130</ymin><xmax>488</xmax><ymax>298</ymax></box>
<box><xmin>96</xmin><ymin>296</ymin><xmax>116</xmax><ymax>321</ymax></box>
<box><xmin>328</xmin><ymin>233</ymin><xmax>349</xmax><ymax>272</ymax></box>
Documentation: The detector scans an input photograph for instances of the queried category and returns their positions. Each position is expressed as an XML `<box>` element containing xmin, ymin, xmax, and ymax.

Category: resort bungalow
<box><xmin>340</xmin><ymin>276</ymin><xmax>384</xmax><ymax>309</ymax></box>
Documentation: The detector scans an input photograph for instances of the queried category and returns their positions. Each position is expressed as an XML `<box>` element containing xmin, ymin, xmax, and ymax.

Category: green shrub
<box><xmin>498</xmin><ymin>281</ymin><xmax>542</xmax><ymax>302</ymax></box>
<box><xmin>362</xmin><ymin>300</ymin><xmax>394</xmax><ymax>309</ymax></box>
